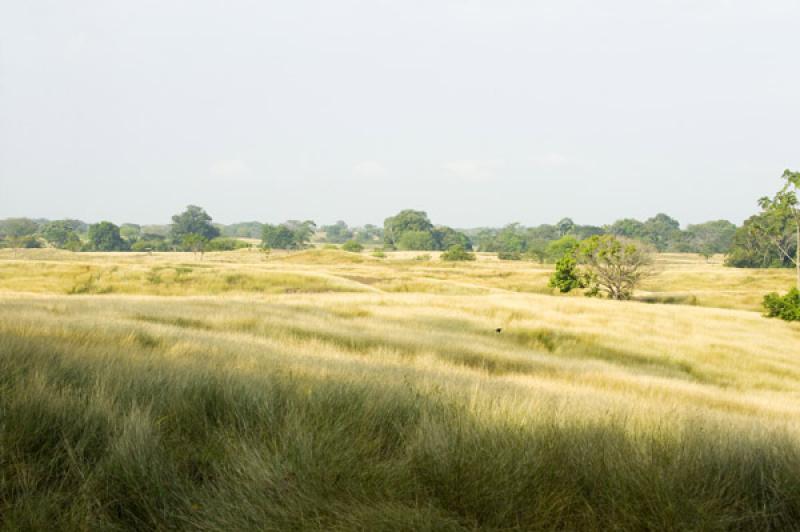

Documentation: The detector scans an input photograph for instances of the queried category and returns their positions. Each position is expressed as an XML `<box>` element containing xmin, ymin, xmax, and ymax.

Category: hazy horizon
<box><xmin>2</xmin><ymin>1</ymin><xmax>798</xmax><ymax>227</ymax></box>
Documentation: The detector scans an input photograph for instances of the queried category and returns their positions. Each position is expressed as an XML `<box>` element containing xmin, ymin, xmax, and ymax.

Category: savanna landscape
<box><xmin>2</xmin><ymin>226</ymin><xmax>800</xmax><ymax>529</ymax></box>
<box><xmin>3</xmin><ymin>2</ymin><xmax>800</xmax><ymax>530</ymax></box>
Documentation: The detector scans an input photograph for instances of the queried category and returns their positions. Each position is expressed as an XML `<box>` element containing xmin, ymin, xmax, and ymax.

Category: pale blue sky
<box><xmin>1</xmin><ymin>1</ymin><xmax>798</xmax><ymax>227</ymax></box>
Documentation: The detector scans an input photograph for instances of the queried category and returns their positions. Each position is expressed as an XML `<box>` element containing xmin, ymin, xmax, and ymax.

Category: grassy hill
<box><xmin>2</xmin><ymin>250</ymin><xmax>800</xmax><ymax>530</ymax></box>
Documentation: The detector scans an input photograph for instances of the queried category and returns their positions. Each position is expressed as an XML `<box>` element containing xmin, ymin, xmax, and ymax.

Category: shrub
<box><xmin>372</xmin><ymin>250</ymin><xmax>386</xmax><ymax>258</ymax></box>
<box><xmin>497</xmin><ymin>251</ymin><xmax>521</xmax><ymax>261</ymax></box>
<box><xmin>763</xmin><ymin>289</ymin><xmax>800</xmax><ymax>321</ymax></box>
<box><xmin>131</xmin><ymin>240</ymin><xmax>171</xmax><ymax>252</ymax></box>
<box><xmin>413</xmin><ymin>254</ymin><xmax>432</xmax><ymax>261</ymax></box>
<box><xmin>549</xmin><ymin>256</ymin><xmax>585</xmax><ymax>293</ymax></box>
<box><xmin>341</xmin><ymin>240</ymin><xmax>364</xmax><ymax>253</ymax></box>
<box><xmin>205</xmin><ymin>238</ymin><xmax>250</xmax><ymax>252</ymax></box>
<box><xmin>441</xmin><ymin>245</ymin><xmax>476</xmax><ymax>262</ymax></box>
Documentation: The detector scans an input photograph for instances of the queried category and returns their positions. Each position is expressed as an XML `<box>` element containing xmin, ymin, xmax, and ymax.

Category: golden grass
<box><xmin>3</xmin><ymin>249</ymin><xmax>800</xmax><ymax>528</ymax></box>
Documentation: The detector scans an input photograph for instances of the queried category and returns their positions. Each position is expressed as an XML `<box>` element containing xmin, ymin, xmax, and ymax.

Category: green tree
<box><xmin>284</xmin><ymin>220</ymin><xmax>316</xmax><ymax>248</ymax></box>
<box><xmin>1</xmin><ymin>218</ymin><xmax>39</xmax><ymax>255</ymax></box>
<box><xmin>261</xmin><ymin>224</ymin><xmax>298</xmax><ymax>249</ymax></box>
<box><xmin>88</xmin><ymin>222</ymin><xmax>127</xmax><ymax>251</ymax></box>
<box><xmin>763</xmin><ymin>289</ymin><xmax>800</xmax><ymax>321</ymax></box>
<box><xmin>642</xmin><ymin>213</ymin><xmax>682</xmax><ymax>252</ymax></box>
<box><xmin>549</xmin><ymin>255</ymin><xmax>585</xmax><ymax>293</ymax></box>
<box><xmin>397</xmin><ymin>230</ymin><xmax>435</xmax><ymax>251</ymax></box>
<box><xmin>556</xmin><ymin>217</ymin><xmax>575</xmax><ymax>237</ymax></box>
<box><xmin>383</xmin><ymin>210</ymin><xmax>433</xmax><ymax>249</ymax></box>
<box><xmin>441</xmin><ymin>244</ymin><xmax>475</xmax><ymax>261</ymax></box>
<box><xmin>607</xmin><ymin>218</ymin><xmax>646</xmax><ymax>240</ymax></box>
<box><xmin>120</xmin><ymin>224</ymin><xmax>142</xmax><ymax>243</ymax></box>
<box><xmin>753</xmin><ymin>170</ymin><xmax>800</xmax><ymax>289</ymax></box>
<box><xmin>685</xmin><ymin>220</ymin><xmax>737</xmax><ymax>255</ymax></box>
<box><xmin>322</xmin><ymin>221</ymin><xmax>353</xmax><ymax>243</ymax></box>
<box><xmin>170</xmin><ymin>205</ymin><xmax>220</xmax><ymax>242</ymax></box>
<box><xmin>546</xmin><ymin>235</ymin><xmax>580</xmax><ymax>262</ymax></box>
<box><xmin>182</xmin><ymin>233</ymin><xmax>208</xmax><ymax>259</ymax></box>
<box><xmin>578</xmin><ymin>235</ymin><xmax>654</xmax><ymax>300</ymax></box>
<box><xmin>432</xmin><ymin>226</ymin><xmax>472</xmax><ymax>251</ymax></box>
<box><xmin>495</xmin><ymin>223</ymin><xmax>527</xmax><ymax>253</ymax></box>
<box><xmin>42</xmin><ymin>221</ymin><xmax>81</xmax><ymax>250</ymax></box>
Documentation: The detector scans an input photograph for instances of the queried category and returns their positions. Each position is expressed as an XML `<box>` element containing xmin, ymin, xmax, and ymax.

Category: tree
<box><xmin>41</xmin><ymin>221</ymin><xmax>81</xmax><ymax>250</ymax></box>
<box><xmin>556</xmin><ymin>217</ymin><xmax>575</xmax><ymax>237</ymax></box>
<box><xmin>441</xmin><ymin>244</ymin><xmax>475</xmax><ymax>261</ymax></box>
<box><xmin>607</xmin><ymin>218</ymin><xmax>646</xmax><ymax>240</ymax></box>
<box><xmin>549</xmin><ymin>255</ymin><xmax>586</xmax><ymax>293</ymax></box>
<box><xmin>397</xmin><ymin>230</ymin><xmax>435</xmax><ymax>251</ymax></box>
<box><xmin>642</xmin><ymin>213</ymin><xmax>682</xmax><ymax>252</ymax></box>
<box><xmin>763</xmin><ymin>289</ymin><xmax>800</xmax><ymax>321</ymax></box>
<box><xmin>261</xmin><ymin>224</ymin><xmax>298</xmax><ymax>249</ymax></box>
<box><xmin>725</xmin><ymin>213</ymin><xmax>790</xmax><ymax>268</ymax></box>
<box><xmin>284</xmin><ymin>220</ymin><xmax>316</xmax><ymax>248</ymax></box>
<box><xmin>120</xmin><ymin>224</ymin><xmax>142</xmax><ymax>243</ymax></box>
<box><xmin>322</xmin><ymin>221</ymin><xmax>353</xmax><ymax>243</ymax></box>
<box><xmin>685</xmin><ymin>220</ymin><xmax>737</xmax><ymax>255</ymax></box>
<box><xmin>383</xmin><ymin>210</ymin><xmax>433</xmax><ymax>249</ymax></box>
<box><xmin>88</xmin><ymin>222</ymin><xmax>127</xmax><ymax>251</ymax></box>
<box><xmin>432</xmin><ymin>226</ymin><xmax>472</xmax><ymax>251</ymax></box>
<box><xmin>578</xmin><ymin>235</ymin><xmax>654</xmax><ymax>300</ymax></box>
<box><xmin>753</xmin><ymin>170</ymin><xmax>800</xmax><ymax>289</ymax></box>
<box><xmin>1</xmin><ymin>218</ymin><xmax>39</xmax><ymax>256</ymax></box>
<box><xmin>170</xmin><ymin>205</ymin><xmax>220</xmax><ymax>242</ymax></box>
<box><xmin>546</xmin><ymin>235</ymin><xmax>580</xmax><ymax>262</ymax></box>
<box><xmin>495</xmin><ymin>223</ymin><xmax>527</xmax><ymax>253</ymax></box>
<box><xmin>182</xmin><ymin>233</ymin><xmax>208</xmax><ymax>259</ymax></box>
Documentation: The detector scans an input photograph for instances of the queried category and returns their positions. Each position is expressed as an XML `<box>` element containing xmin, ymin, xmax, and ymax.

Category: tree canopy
<box><xmin>170</xmin><ymin>205</ymin><xmax>220</xmax><ymax>242</ymax></box>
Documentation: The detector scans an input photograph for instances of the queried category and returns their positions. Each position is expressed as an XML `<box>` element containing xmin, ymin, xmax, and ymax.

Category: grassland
<box><xmin>2</xmin><ymin>248</ymin><xmax>800</xmax><ymax>530</ymax></box>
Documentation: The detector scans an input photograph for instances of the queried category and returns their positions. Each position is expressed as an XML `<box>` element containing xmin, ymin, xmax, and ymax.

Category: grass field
<box><xmin>2</xmin><ymin>249</ymin><xmax>800</xmax><ymax>530</ymax></box>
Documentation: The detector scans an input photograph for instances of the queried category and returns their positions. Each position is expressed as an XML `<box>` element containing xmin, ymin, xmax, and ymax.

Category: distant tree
<box><xmin>341</xmin><ymin>240</ymin><xmax>364</xmax><ymax>252</ymax></box>
<box><xmin>397</xmin><ymin>230</ymin><xmax>436</xmax><ymax>251</ymax></box>
<box><xmin>1</xmin><ymin>218</ymin><xmax>39</xmax><ymax>256</ymax></box>
<box><xmin>182</xmin><ymin>233</ymin><xmax>208</xmax><ymax>259</ymax></box>
<box><xmin>88</xmin><ymin>221</ymin><xmax>127</xmax><ymax>251</ymax></box>
<box><xmin>642</xmin><ymin>214</ymin><xmax>682</xmax><ymax>252</ymax></box>
<box><xmin>524</xmin><ymin>239</ymin><xmax>548</xmax><ymax>263</ymax></box>
<box><xmin>686</xmin><ymin>220</ymin><xmax>737</xmax><ymax>255</ymax></box>
<box><xmin>573</xmin><ymin>224</ymin><xmax>605</xmax><ymax>240</ymax></box>
<box><xmin>495</xmin><ymin>223</ymin><xmax>527</xmax><ymax>253</ymax></box>
<box><xmin>205</xmin><ymin>237</ymin><xmax>250</xmax><ymax>252</ymax></box>
<box><xmin>354</xmin><ymin>224</ymin><xmax>383</xmax><ymax>243</ymax></box>
<box><xmin>432</xmin><ymin>226</ymin><xmax>472</xmax><ymax>251</ymax></box>
<box><xmin>119</xmin><ymin>224</ymin><xmax>142</xmax><ymax>243</ymax></box>
<box><xmin>556</xmin><ymin>217</ymin><xmax>575</xmax><ymax>237</ymax></box>
<box><xmin>42</xmin><ymin>221</ymin><xmax>81</xmax><ymax>250</ymax></box>
<box><xmin>726</xmin><ymin>213</ymin><xmax>793</xmax><ymax>269</ymax></box>
<box><xmin>549</xmin><ymin>255</ymin><xmax>586</xmax><ymax>293</ymax></box>
<box><xmin>221</xmin><ymin>222</ymin><xmax>264</xmax><ymax>239</ymax></box>
<box><xmin>170</xmin><ymin>205</ymin><xmax>220</xmax><ymax>242</ymax></box>
<box><xmin>441</xmin><ymin>244</ymin><xmax>475</xmax><ymax>261</ymax></box>
<box><xmin>322</xmin><ymin>221</ymin><xmax>353</xmax><ymax>243</ymax></box>
<box><xmin>472</xmin><ymin>228</ymin><xmax>499</xmax><ymax>252</ymax></box>
<box><xmin>546</xmin><ymin>235</ymin><xmax>580</xmax><ymax>262</ymax></box>
<box><xmin>384</xmin><ymin>210</ymin><xmax>433</xmax><ymax>249</ymax></box>
<box><xmin>261</xmin><ymin>224</ymin><xmax>298</xmax><ymax>249</ymax></box>
<box><xmin>607</xmin><ymin>218</ymin><xmax>646</xmax><ymax>240</ymax></box>
<box><xmin>578</xmin><ymin>235</ymin><xmax>654</xmax><ymax>300</ymax></box>
<box><xmin>284</xmin><ymin>220</ymin><xmax>316</xmax><ymax>248</ymax></box>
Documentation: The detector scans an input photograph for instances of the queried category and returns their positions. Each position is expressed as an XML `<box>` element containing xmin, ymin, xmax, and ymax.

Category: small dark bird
<box><xmin>495</xmin><ymin>328</ymin><xmax>502</xmax><ymax>334</ymax></box>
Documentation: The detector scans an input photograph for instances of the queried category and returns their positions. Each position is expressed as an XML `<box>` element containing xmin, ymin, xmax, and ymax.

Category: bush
<box><xmin>497</xmin><ymin>251</ymin><xmax>522</xmax><ymax>261</ymax></box>
<box><xmin>763</xmin><ymin>289</ymin><xmax>800</xmax><ymax>321</ymax></box>
<box><xmin>205</xmin><ymin>238</ymin><xmax>250</xmax><ymax>252</ymax></box>
<box><xmin>372</xmin><ymin>250</ymin><xmax>386</xmax><ymax>258</ymax></box>
<box><xmin>549</xmin><ymin>256</ymin><xmax>585</xmax><ymax>293</ymax></box>
<box><xmin>131</xmin><ymin>240</ymin><xmax>171</xmax><ymax>252</ymax></box>
<box><xmin>441</xmin><ymin>245</ymin><xmax>476</xmax><ymax>262</ymax></box>
<box><xmin>341</xmin><ymin>240</ymin><xmax>364</xmax><ymax>253</ymax></box>
<box><xmin>413</xmin><ymin>254</ymin><xmax>432</xmax><ymax>261</ymax></box>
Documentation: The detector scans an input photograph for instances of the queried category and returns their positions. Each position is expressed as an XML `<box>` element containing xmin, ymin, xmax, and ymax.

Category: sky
<box><xmin>1</xmin><ymin>1</ymin><xmax>798</xmax><ymax>228</ymax></box>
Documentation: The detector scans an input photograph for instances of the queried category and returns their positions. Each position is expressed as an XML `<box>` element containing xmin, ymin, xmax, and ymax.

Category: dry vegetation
<box><xmin>2</xmin><ymin>248</ymin><xmax>800</xmax><ymax>530</ymax></box>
